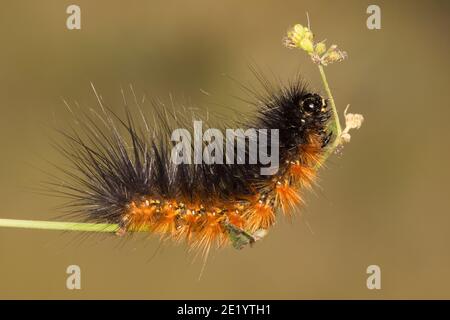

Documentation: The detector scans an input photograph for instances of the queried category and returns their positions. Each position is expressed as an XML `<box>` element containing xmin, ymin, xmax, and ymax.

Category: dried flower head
<box><xmin>340</xmin><ymin>105</ymin><xmax>364</xmax><ymax>144</ymax></box>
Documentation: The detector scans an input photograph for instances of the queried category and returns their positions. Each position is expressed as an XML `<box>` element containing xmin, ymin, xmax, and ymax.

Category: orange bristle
<box><xmin>244</xmin><ymin>201</ymin><xmax>275</xmax><ymax>232</ymax></box>
<box><xmin>127</xmin><ymin>200</ymin><xmax>157</xmax><ymax>230</ymax></box>
<box><xmin>226</xmin><ymin>210</ymin><xmax>245</xmax><ymax>229</ymax></box>
<box><xmin>290</xmin><ymin>162</ymin><xmax>316</xmax><ymax>188</ymax></box>
<box><xmin>152</xmin><ymin>203</ymin><xmax>178</xmax><ymax>237</ymax></box>
<box><xmin>299</xmin><ymin>134</ymin><xmax>323</xmax><ymax>166</ymax></box>
<box><xmin>175</xmin><ymin>209</ymin><xmax>200</xmax><ymax>243</ymax></box>
<box><xmin>275</xmin><ymin>181</ymin><xmax>303</xmax><ymax>215</ymax></box>
<box><xmin>191</xmin><ymin>212</ymin><xmax>227</xmax><ymax>257</ymax></box>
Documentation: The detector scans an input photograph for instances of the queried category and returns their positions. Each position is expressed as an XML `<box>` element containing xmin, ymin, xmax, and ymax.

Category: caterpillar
<box><xmin>55</xmin><ymin>73</ymin><xmax>333</xmax><ymax>258</ymax></box>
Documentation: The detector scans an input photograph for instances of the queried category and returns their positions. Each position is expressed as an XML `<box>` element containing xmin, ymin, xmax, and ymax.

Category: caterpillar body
<box><xmin>57</xmin><ymin>76</ymin><xmax>332</xmax><ymax>257</ymax></box>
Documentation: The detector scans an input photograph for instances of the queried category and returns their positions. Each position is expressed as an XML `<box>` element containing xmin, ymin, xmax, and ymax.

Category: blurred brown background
<box><xmin>0</xmin><ymin>0</ymin><xmax>449</xmax><ymax>299</ymax></box>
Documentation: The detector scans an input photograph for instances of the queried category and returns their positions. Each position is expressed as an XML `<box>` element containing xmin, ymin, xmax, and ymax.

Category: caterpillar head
<box><xmin>299</xmin><ymin>93</ymin><xmax>327</xmax><ymax>116</ymax></box>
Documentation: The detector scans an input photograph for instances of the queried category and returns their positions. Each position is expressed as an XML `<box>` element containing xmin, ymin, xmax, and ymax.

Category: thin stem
<box><xmin>317</xmin><ymin>64</ymin><xmax>343</xmax><ymax>167</ymax></box>
<box><xmin>0</xmin><ymin>218</ymin><xmax>119</xmax><ymax>232</ymax></box>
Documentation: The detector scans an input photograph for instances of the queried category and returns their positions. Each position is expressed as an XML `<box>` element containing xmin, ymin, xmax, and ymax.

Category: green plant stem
<box><xmin>0</xmin><ymin>218</ymin><xmax>119</xmax><ymax>232</ymax></box>
<box><xmin>317</xmin><ymin>64</ymin><xmax>343</xmax><ymax>166</ymax></box>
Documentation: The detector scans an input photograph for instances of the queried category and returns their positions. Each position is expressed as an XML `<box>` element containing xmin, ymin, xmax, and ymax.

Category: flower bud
<box><xmin>300</xmin><ymin>38</ymin><xmax>314</xmax><ymax>54</ymax></box>
<box><xmin>303</xmin><ymin>29</ymin><xmax>314</xmax><ymax>41</ymax></box>
<box><xmin>315</xmin><ymin>42</ymin><xmax>326</xmax><ymax>55</ymax></box>
<box><xmin>293</xmin><ymin>24</ymin><xmax>305</xmax><ymax>35</ymax></box>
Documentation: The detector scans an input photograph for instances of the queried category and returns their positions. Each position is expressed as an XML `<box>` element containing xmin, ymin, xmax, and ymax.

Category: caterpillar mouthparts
<box><xmin>55</xmin><ymin>76</ymin><xmax>333</xmax><ymax>257</ymax></box>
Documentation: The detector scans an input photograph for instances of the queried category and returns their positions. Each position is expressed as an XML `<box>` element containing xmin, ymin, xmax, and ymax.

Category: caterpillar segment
<box><xmin>119</xmin><ymin>131</ymin><xmax>325</xmax><ymax>255</ymax></box>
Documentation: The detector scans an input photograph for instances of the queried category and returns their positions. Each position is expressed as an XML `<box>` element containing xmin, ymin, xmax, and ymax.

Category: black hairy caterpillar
<box><xmin>54</xmin><ymin>72</ymin><xmax>333</xmax><ymax>257</ymax></box>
